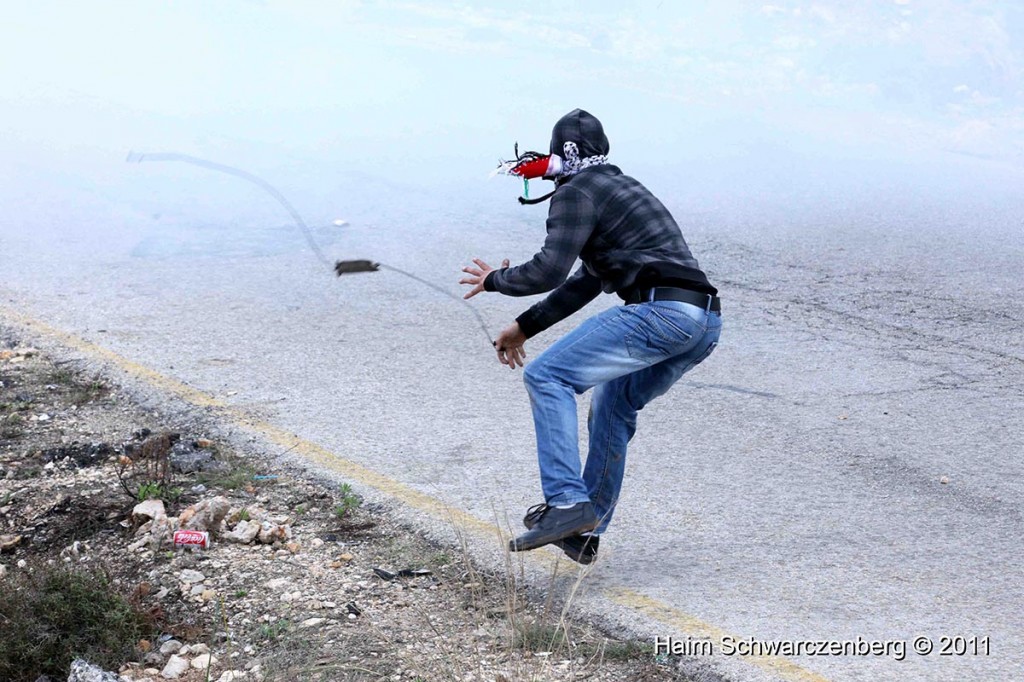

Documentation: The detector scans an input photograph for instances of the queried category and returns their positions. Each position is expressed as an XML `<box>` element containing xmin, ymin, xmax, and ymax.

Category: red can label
<box><xmin>173</xmin><ymin>530</ymin><xmax>209</xmax><ymax>548</ymax></box>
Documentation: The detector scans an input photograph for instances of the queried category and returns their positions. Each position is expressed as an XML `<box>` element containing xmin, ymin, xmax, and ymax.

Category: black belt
<box><xmin>625</xmin><ymin>286</ymin><xmax>721</xmax><ymax>312</ymax></box>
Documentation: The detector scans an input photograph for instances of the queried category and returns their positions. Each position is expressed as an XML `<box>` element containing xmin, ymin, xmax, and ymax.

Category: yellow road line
<box><xmin>0</xmin><ymin>304</ymin><xmax>832</xmax><ymax>682</ymax></box>
<box><xmin>0</xmin><ymin>305</ymin><xmax>494</xmax><ymax>536</ymax></box>
<box><xmin>2</xmin><ymin>307</ymin><xmax>226</xmax><ymax>410</ymax></box>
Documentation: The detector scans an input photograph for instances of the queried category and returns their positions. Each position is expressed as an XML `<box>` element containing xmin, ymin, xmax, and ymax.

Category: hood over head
<box><xmin>549</xmin><ymin>109</ymin><xmax>610</xmax><ymax>158</ymax></box>
<box><xmin>500</xmin><ymin>109</ymin><xmax>610</xmax><ymax>205</ymax></box>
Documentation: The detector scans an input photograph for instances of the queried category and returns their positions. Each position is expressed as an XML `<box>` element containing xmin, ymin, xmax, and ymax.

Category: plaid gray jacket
<box><xmin>484</xmin><ymin>164</ymin><xmax>713</xmax><ymax>338</ymax></box>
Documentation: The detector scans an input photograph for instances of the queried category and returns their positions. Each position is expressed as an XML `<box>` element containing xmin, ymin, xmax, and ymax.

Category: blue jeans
<box><xmin>522</xmin><ymin>299</ymin><xmax>722</xmax><ymax>534</ymax></box>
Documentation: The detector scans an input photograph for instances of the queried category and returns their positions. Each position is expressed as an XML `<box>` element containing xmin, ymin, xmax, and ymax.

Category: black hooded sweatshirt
<box><xmin>484</xmin><ymin>109</ymin><xmax>717</xmax><ymax>339</ymax></box>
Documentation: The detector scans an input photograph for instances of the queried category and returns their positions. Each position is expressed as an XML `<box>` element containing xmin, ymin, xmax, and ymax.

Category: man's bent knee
<box><xmin>522</xmin><ymin>362</ymin><xmax>543</xmax><ymax>389</ymax></box>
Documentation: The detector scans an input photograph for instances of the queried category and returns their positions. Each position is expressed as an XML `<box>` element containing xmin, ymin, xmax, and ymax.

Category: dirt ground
<box><xmin>0</xmin><ymin>327</ymin><xmax>688</xmax><ymax>682</ymax></box>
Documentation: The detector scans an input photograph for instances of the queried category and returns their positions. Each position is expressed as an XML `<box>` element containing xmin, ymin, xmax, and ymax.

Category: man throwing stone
<box><xmin>461</xmin><ymin>109</ymin><xmax>721</xmax><ymax>564</ymax></box>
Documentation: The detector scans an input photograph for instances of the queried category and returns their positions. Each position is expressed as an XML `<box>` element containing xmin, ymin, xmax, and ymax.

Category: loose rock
<box><xmin>216</xmin><ymin>672</ymin><xmax>247</xmax><ymax>682</ymax></box>
<box><xmin>191</xmin><ymin>653</ymin><xmax>217</xmax><ymax>670</ymax></box>
<box><xmin>144</xmin><ymin>651</ymin><xmax>165</xmax><ymax>667</ymax></box>
<box><xmin>181</xmin><ymin>496</ymin><xmax>231</xmax><ymax>535</ymax></box>
<box><xmin>66</xmin><ymin>658</ymin><xmax>126</xmax><ymax>682</ymax></box>
<box><xmin>169</xmin><ymin>448</ymin><xmax>214</xmax><ymax>473</ymax></box>
<box><xmin>225</xmin><ymin>519</ymin><xmax>260</xmax><ymax>544</ymax></box>
<box><xmin>179</xmin><ymin>569</ymin><xmax>205</xmax><ymax>584</ymax></box>
<box><xmin>170</xmin><ymin>443</ymin><xmax>228</xmax><ymax>474</ymax></box>
<box><xmin>41</xmin><ymin>442</ymin><xmax>113</xmax><ymax>468</ymax></box>
<box><xmin>300</xmin><ymin>617</ymin><xmax>327</xmax><ymax>628</ymax></box>
<box><xmin>132</xmin><ymin>499</ymin><xmax>166</xmax><ymax>522</ymax></box>
<box><xmin>160</xmin><ymin>655</ymin><xmax>189</xmax><ymax>679</ymax></box>
<box><xmin>265</xmin><ymin>577</ymin><xmax>291</xmax><ymax>592</ymax></box>
<box><xmin>257</xmin><ymin>521</ymin><xmax>290</xmax><ymax>545</ymax></box>
<box><xmin>159</xmin><ymin>640</ymin><xmax>183</xmax><ymax>655</ymax></box>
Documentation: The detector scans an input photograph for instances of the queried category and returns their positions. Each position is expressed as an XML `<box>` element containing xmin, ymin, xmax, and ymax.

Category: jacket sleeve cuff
<box><xmin>483</xmin><ymin>270</ymin><xmax>500</xmax><ymax>292</ymax></box>
<box><xmin>515</xmin><ymin>309</ymin><xmax>545</xmax><ymax>339</ymax></box>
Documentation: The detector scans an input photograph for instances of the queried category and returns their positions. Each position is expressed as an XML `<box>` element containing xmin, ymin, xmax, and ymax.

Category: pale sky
<box><xmin>2</xmin><ymin>1</ymin><xmax>1022</xmax><ymax>210</ymax></box>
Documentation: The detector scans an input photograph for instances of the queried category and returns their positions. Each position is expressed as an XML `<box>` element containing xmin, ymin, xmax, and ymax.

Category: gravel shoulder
<box><xmin>0</xmin><ymin>328</ymin><xmax>687</xmax><ymax>682</ymax></box>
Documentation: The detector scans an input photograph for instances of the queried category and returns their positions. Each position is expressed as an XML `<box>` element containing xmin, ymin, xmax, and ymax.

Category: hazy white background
<box><xmin>1</xmin><ymin>0</ymin><xmax>1022</xmax><ymax>263</ymax></box>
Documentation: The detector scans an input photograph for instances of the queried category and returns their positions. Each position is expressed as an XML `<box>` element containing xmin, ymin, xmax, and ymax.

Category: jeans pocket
<box><xmin>648</xmin><ymin>305</ymin><xmax>702</xmax><ymax>341</ymax></box>
<box><xmin>624</xmin><ymin>306</ymin><xmax>696</xmax><ymax>360</ymax></box>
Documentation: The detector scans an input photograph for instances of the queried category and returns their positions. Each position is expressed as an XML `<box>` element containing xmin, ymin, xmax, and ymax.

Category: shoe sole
<box><xmin>509</xmin><ymin>518</ymin><xmax>599</xmax><ymax>552</ymax></box>
<box><xmin>554</xmin><ymin>538</ymin><xmax>598</xmax><ymax>565</ymax></box>
<box><xmin>522</xmin><ymin>514</ymin><xmax>598</xmax><ymax>564</ymax></box>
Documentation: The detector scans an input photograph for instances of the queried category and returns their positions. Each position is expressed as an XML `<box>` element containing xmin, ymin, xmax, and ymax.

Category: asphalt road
<box><xmin>2</xmin><ymin>173</ymin><xmax>1022</xmax><ymax>681</ymax></box>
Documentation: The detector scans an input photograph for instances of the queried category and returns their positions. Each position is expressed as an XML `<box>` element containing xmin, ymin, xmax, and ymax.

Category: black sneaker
<box><xmin>556</xmin><ymin>534</ymin><xmax>600</xmax><ymax>565</ymax></box>
<box><xmin>509</xmin><ymin>502</ymin><xmax>598</xmax><ymax>552</ymax></box>
<box><xmin>522</xmin><ymin>503</ymin><xmax>600</xmax><ymax>565</ymax></box>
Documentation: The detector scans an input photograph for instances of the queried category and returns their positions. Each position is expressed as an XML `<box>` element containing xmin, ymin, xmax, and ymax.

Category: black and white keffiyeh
<box><xmin>559</xmin><ymin>141</ymin><xmax>608</xmax><ymax>177</ymax></box>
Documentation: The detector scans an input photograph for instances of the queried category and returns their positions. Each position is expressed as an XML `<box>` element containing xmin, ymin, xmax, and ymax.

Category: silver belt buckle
<box><xmin>648</xmin><ymin>287</ymin><xmax>658</xmax><ymax>303</ymax></box>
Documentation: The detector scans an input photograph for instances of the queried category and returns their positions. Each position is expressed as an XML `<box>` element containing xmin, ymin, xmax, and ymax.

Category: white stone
<box><xmin>217</xmin><ymin>671</ymin><xmax>247</xmax><ymax>681</ymax></box>
<box><xmin>258</xmin><ymin>522</ymin><xmax>289</xmax><ymax>545</ymax></box>
<box><xmin>225</xmin><ymin>519</ymin><xmax>260</xmax><ymax>544</ymax></box>
<box><xmin>160</xmin><ymin>640</ymin><xmax>183</xmax><ymax>655</ymax></box>
<box><xmin>160</xmin><ymin>655</ymin><xmax>189</xmax><ymax>679</ymax></box>
<box><xmin>133</xmin><ymin>499</ymin><xmax>167</xmax><ymax>521</ymax></box>
<box><xmin>300</xmin><ymin>617</ymin><xmax>327</xmax><ymax>628</ymax></box>
<box><xmin>66</xmin><ymin>658</ymin><xmax>124</xmax><ymax>682</ymax></box>
<box><xmin>265</xmin><ymin>577</ymin><xmax>291</xmax><ymax>592</ymax></box>
<box><xmin>182</xmin><ymin>496</ymin><xmax>231</xmax><ymax>534</ymax></box>
<box><xmin>179</xmin><ymin>569</ymin><xmax>205</xmax><ymax>584</ymax></box>
<box><xmin>191</xmin><ymin>653</ymin><xmax>217</xmax><ymax>670</ymax></box>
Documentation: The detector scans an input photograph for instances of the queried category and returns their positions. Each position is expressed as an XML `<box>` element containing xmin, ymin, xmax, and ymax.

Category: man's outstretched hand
<box><xmin>460</xmin><ymin>258</ymin><xmax>509</xmax><ymax>299</ymax></box>
<box><xmin>459</xmin><ymin>258</ymin><xmax>526</xmax><ymax>368</ymax></box>
<box><xmin>494</xmin><ymin>322</ymin><xmax>527</xmax><ymax>369</ymax></box>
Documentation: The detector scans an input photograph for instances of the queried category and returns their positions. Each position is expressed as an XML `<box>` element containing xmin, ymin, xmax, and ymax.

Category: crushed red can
<box><xmin>173</xmin><ymin>530</ymin><xmax>209</xmax><ymax>549</ymax></box>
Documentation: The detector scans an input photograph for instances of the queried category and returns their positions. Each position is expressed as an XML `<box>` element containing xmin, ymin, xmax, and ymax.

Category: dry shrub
<box><xmin>0</xmin><ymin>563</ymin><xmax>150</xmax><ymax>682</ymax></box>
